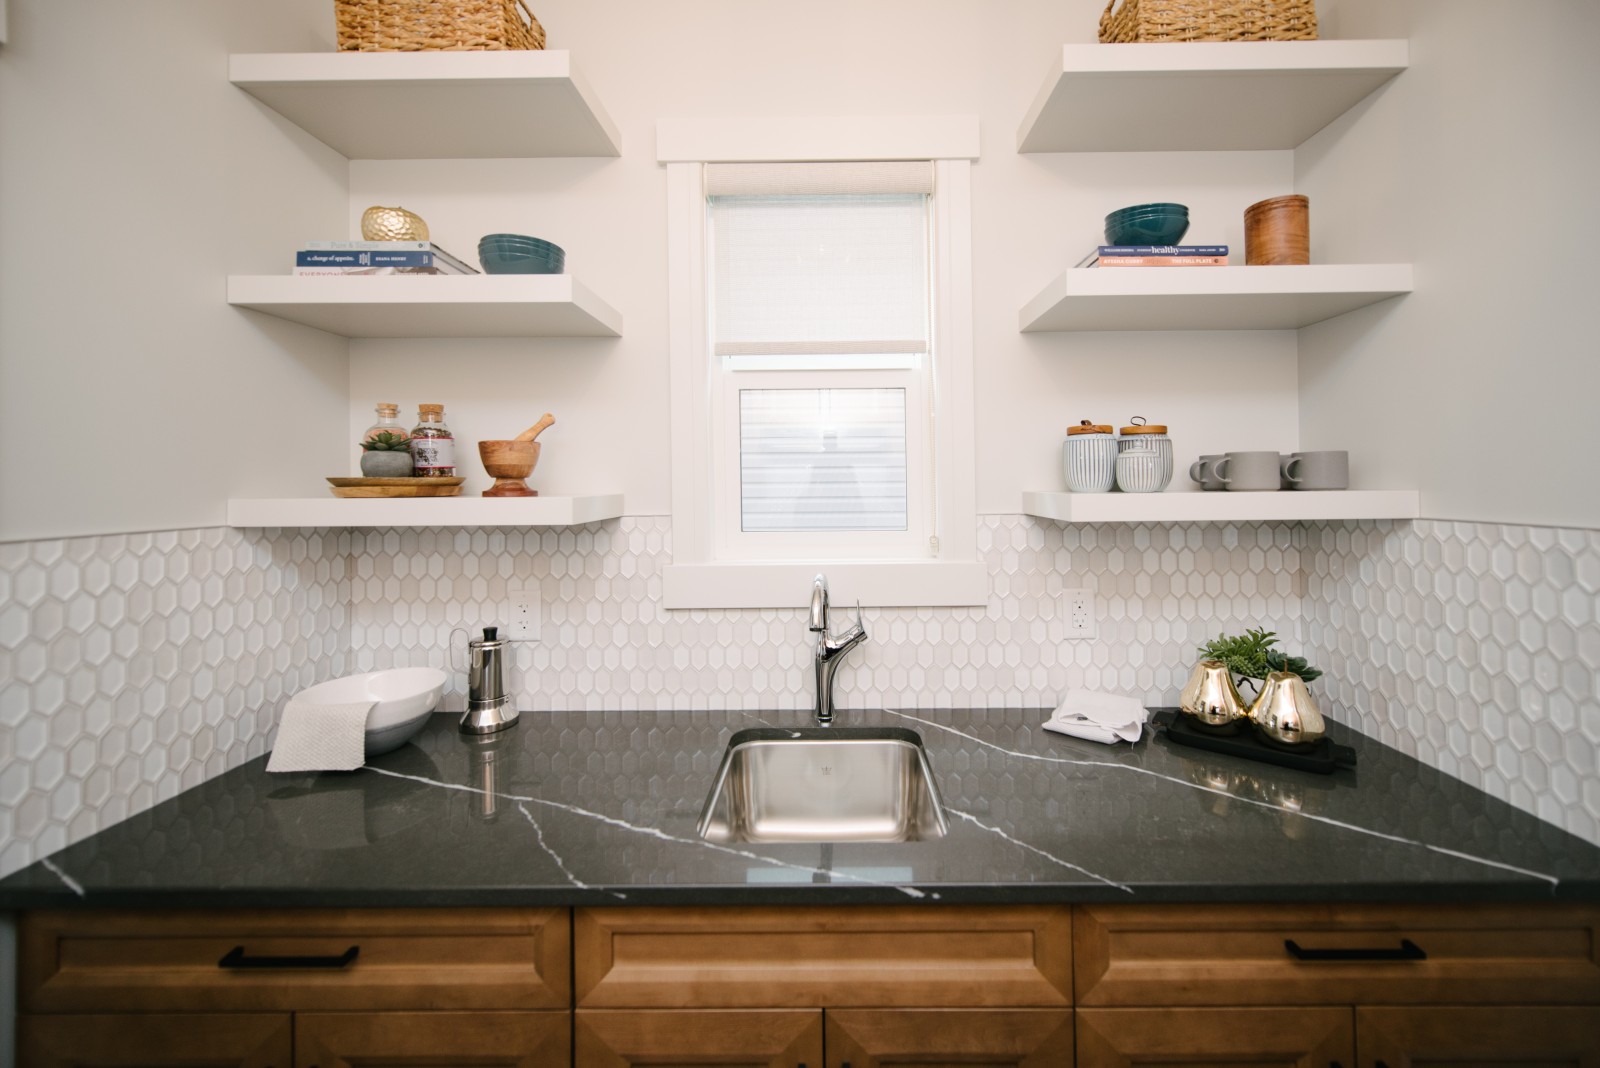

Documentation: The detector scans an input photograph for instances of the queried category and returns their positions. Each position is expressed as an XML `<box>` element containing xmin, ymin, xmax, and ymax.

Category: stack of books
<box><xmin>293</xmin><ymin>240</ymin><xmax>481</xmax><ymax>277</ymax></box>
<box><xmin>1075</xmin><ymin>245</ymin><xmax>1229</xmax><ymax>268</ymax></box>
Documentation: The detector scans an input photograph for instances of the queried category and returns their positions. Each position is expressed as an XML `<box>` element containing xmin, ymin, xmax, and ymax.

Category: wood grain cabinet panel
<box><xmin>20</xmin><ymin>907</ymin><xmax>571</xmax><ymax>1013</ymax></box>
<box><xmin>18</xmin><ymin>1012</ymin><xmax>293</xmax><ymax>1067</ymax></box>
<box><xmin>575</xmin><ymin>1009</ymin><xmax>822</xmax><ymax>1067</ymax></box>
<box><xmin>825</xmin><ymin>1008</ymin><xmax>1074</xmax><ymax>1067</ymax></box>
<box><xmin>296</xmin><ymin>1010</ymin><xmax>571</xmax><ymax>1067</ymax></box>
<box><xmin>1076</xmin><ymin>1006</ymin><xmax>1354</xmax><ymax>1068</ymax></box>
<box><xmin>1075</xmin><ymin>903</ymin><xmax>1600</xmax><ymax>1007</ymax></box>
<box><xmin>574</xmin><ymin>905</ymin><xmax>1072</xmax><ymax>1009</ymax></box>
<box><xmin>1357</xmin><ymin>1005</ymin><xmax>1600</xmax><ymax>1067</ymax></box>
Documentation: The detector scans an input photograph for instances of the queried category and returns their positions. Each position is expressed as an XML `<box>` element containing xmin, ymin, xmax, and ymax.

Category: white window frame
<box><xmin>660</xmin><ymin>117</ymin><xmax>984</xmax><ymax>610</ymax></box>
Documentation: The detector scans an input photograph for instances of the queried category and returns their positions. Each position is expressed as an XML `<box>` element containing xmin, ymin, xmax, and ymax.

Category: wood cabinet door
<box><xmin>295</xmin><ymin>1011</ymin><xmax>569</xmax><ymax>1067</ymax></box>
<box><xmin>20</xmin><ymin>907</ymin><xmax>571</xmax><ymax>1013</ymax></box>
<box><xmin>825</xmin><ymin>1008</ymin><xmax>1074</xmax><ymax>1067</ymax></box>
<box><xmin>1075</xmin><ymin>904</ymin><xmax>1600</xmax><ymax>1008</ymax></box>
<box><xmin>1358</xmin><ymin>1005</ymin><xmax>1600</xmax><ymax>1067</ymax></box>
<box><xmin>18</xmin><ymin>1012</ymin><xmax>292</xmax><ymax>1067</ymax></box>
<box><xmin>575</xmin><ymin>1008</ymin><xmax>823</xmax><ymax>1067</ymax></box>
<box><xmin>1077</xmin><ymin>1006</ymin><xmax>1354</xmax><ymax>1068</ymax></box>
<box><xmin>574</xmin><ymin>905</ymin><xmax>1072</xmax><ymax>1009</ymax></box>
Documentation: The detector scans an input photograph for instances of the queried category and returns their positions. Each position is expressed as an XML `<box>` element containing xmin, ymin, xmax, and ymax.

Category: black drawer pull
<box><xmin>217</xmin><ymin>945</ymin><xmax>359</xmax><ymax>970</ymax></box>
<box><xmin>1284</xmin><ymin>937</ymin><xmax>1425</xmax><ymax>962</ymax></box>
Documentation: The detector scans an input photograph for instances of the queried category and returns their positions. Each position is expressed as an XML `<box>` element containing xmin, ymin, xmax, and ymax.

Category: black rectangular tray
<box><xmin>1149</xmin><ymin>707</ymin><xmax>1356</xmax><ymax>774</ymax></box>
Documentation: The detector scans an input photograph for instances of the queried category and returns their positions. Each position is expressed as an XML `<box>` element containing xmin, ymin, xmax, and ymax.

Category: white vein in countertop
<box><xmin>884</xmin><ymin>709</ymin><xmax>1561</xmax><ymax>889</ymax></box>
<box><xmin>368</xmin><ymin>765</ymin><xmax>935</xmax><ymax>898</ymax></box>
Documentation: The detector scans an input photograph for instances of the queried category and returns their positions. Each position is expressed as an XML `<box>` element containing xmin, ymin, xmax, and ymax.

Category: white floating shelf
<box><xmin>1019</xmin><ymin>264</ymin><xmax>1412</xmax><ymax>332</ymax></box>
<box><xmin>1018</xmin><ymin>39</ymin><xmax>1408</xmax><ymax>153</ymax></box>
<box><xmin>230</xmin><ymin>51</ymin><xmax>620</xmax><ymax>158</ymax></box>
<box><xmin>227</xmin><ymin>493</ymin><xmax>625</xmax><ymax>529</ymax></box>
<box><xmin>228</xmin><ymin>274</ymin><xmax>622</xmax><ymax>338</ymax></box>
<box><xmin>1022</xmin><ymin>489</ymin><xmax>1419</xmax><ymax>524</ymax></box>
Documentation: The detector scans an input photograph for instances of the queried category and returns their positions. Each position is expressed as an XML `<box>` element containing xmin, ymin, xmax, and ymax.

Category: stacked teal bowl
<box><xmin>1104</xmin><ymin>203</ymin><xmax>1190</xmax><ymax>246</ymax></box>
<box><xmin>478</xmin><ymin>233</ymin><xmax>566</xmax><ymax>274</ymax></box>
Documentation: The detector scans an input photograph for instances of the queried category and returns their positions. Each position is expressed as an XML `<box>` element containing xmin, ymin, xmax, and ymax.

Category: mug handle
<box><xmin>1188</xmin><ymin>459</ymin><xmax>1207</xmax><ymax>484</ymax></box>
<box><xmin>1283</xmin><ymin>456</ymin><xmax>1301</xmax><ymax>484</ymax></box>
<box><xmin>1214</xmin><ymin>457</ymin><xmax>1231</xmax><ymax>484</ymax></box>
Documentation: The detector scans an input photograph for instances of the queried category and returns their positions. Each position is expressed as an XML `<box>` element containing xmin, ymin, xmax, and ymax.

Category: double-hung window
<box><xmin>661</xmin><ymin>121</ymin><xmax>983</xmax><ymax>609</ymax></box>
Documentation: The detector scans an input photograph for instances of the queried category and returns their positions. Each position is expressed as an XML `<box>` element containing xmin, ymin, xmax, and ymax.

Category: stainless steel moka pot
<box><xmin>459</xmin><ymin>626</ymin><xmax>519</xmax><ymax>735</ymax></box>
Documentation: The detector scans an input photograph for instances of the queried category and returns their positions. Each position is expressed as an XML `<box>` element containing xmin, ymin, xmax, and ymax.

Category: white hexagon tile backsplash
<box><xmin>1305</xmin><ymin>520</ymin><xmax>1600</xmax><ymax>845</ymax></box>
<box><xmin>342</xmin><ymin>516</ymin><xmax>1302</xmax><ymax>715</ymax></box>
<box><xmin>0</xmin><ymin>528</ymin><xmax>349</xmax><ymax>876</ymax></box>
<box><xmin>2</xmin><ymin>513</ymin><xmax>1598</xmax><ymax>879</ymax></box>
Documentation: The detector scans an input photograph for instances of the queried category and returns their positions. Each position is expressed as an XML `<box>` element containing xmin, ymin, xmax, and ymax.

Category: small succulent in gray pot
<box><xmin>360</xmin><ymin>431</ymin><xmax>414</xmax><ymax>477</ymax></box>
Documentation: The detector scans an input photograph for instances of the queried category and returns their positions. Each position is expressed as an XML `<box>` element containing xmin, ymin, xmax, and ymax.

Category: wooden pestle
<box><xmin>515</xmin><ymin>413</ymin><xmax>555</xmax><ymax>442</ymax></box>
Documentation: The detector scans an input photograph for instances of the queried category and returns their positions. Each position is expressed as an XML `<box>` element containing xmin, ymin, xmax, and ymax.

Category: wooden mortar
<box><xmin>478</xmin><ymin>440</ymin><xmax>541</xmax><ymax>497</ymax></box>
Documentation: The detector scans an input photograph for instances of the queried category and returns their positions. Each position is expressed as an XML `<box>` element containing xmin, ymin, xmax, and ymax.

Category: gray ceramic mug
<box><xmin>1283</xmin><ymin>450</ymin><xmax>1349</xmax><ymax>490</ymax></box>
<box><xmin>1188</xmin><ymin>454</ymin><xmax>1226</xmax><ymax>491</ymax></box>
<box><xmin>1215</xmin><ymin>450</ymin><xmax>1282</xmax><ymax>492</ymax></box>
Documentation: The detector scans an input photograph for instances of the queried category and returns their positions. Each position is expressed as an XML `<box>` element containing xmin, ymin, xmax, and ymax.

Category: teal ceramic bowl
<box><xmin>1105</xmin><ymin>204</ymin><xmax>1190</xmax><ymax>246</ymax></box>
<box><xmin>478</xmin><ymin>234</ymin><xmax>565</xmax><ymax>274</ymax></box>
<box><xmin>1106</xmin><ymin>202</ymin><xmax>1188</xmax><ymax>223</ymax></box>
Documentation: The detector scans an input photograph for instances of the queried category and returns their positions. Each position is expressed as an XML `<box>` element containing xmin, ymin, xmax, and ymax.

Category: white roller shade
<box><xmin>708</xmin><ymin>162</ymin><xmax>932</xmax><ymax>359</ymax></box>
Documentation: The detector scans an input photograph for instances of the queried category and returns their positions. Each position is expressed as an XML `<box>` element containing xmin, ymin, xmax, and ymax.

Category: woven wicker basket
<box><xmin>1099</xmin><ymin>0</ymin><xmax>1318</xmax><ymax>43</ymax></box>
<box><xmin>335</xmin><ymin>0</ymin><xmax>546</xmax><ymax>52</ymax></box>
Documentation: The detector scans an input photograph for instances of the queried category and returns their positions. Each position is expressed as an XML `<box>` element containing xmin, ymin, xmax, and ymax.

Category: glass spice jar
<box><xmin>410</xmin><ymin>403</ymin><xmax>456</xmax><ymax>477</ymax></box>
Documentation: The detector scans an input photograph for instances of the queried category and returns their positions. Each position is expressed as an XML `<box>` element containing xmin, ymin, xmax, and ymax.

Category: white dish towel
<box><xmin>1042</xmin><ymin>688</ymin><xmax>1149</xmax><ymax>745</ymax></box>
<box><xmin>265</xmin><ymin>697</ymin><xmax>374</xmax><ymax>773</ymax></box>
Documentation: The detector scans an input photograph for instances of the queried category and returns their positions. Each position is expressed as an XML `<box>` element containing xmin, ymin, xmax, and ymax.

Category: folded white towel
<box><xmin>266</xmin><ymin>697</ymin><xmax>374</xmax><ymax>773</ymax></box>
<box><xmin>1041</xmin><ymin>688</ymin><xmax>1149</xmax><ymax>746</ymax></box>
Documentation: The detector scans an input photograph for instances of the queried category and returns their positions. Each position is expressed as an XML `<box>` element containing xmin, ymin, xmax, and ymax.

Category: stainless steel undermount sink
<box><xmin>697</xmin><ymin>727</ymin><xmax>949</xmax><ymax>844</ymax></box>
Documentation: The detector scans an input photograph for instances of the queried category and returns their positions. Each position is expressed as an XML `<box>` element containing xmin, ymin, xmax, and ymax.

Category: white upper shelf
<box><xmin>1017</xmin><ymin>40</ymin><xmax>1409</xmax><ymax>153</ymax></box>
<box><xmin>229</xmin><ymin>51</ymin><xmax>621</xmax><ymax>159</ymax></box>
<box><xmin>1020</xmin><ymin>264</ymin><xmax>1412</xmax><ymax>332</ymax></box>
<box><xmin>1022</xmin><ymin>489</ymin><xmax>1420</xmax><ymax>524</ymax></box>
<box><xmin>227</xmin><ymin>493</ymin><xmax>626</xmax><ymax>529</ymax></box>
<box><xmin>228</xmin><ymin>274</ymin><xmax>623</xmax><ymax>338</ymax></box>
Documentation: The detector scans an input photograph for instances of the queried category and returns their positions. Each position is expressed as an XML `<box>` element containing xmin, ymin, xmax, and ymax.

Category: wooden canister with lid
<box><xmin>1244</xmin><ymin>195</ymin><xmax>1310</xmax><ymax>265</ymax></box>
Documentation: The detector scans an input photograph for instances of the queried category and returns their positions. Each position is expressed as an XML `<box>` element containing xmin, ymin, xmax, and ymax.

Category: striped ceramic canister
<box><xmin>1063</xmin><ymin>422</ymin><xmax>1118</xmax><ymax>492</ymax></box>
<box><xmin>1117</xmin><ymin>418</ymin><xmax>1173</xmax><ymax>489</ymax></box>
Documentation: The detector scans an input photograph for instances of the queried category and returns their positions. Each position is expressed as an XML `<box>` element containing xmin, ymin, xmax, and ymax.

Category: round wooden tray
<box><xmin>326</xmin><ymin>477</ymin><xmax>464</xmax><ymax>498</ymax></box>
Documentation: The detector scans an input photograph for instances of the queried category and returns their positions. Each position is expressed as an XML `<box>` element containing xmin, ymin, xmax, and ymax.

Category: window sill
<box><xmin>662</xmin><ymin>560</ymin><xmax>988</xmax><ymax>610</ymax></box>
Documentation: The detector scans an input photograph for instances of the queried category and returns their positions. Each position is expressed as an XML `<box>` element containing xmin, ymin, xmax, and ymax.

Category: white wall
<box><xmin>1296</xmin><ymin>0</ymin><xmax>1600</xmax><ymax>529</ymax></box>
<box><xmin>347</xmin><ymin>0</ymin><xmax>1302</xmax><ymax>507</ymax></box>
<box><xmin>0</xmin><ymin>0</ymin><xmax>352</xmax><ymax>542</ymax></box>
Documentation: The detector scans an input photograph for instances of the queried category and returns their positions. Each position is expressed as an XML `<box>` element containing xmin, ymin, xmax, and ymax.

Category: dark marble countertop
<box><xmin>4</xmin><ymin>707</ymin><xmax>1599</xmax><ymax>909</ymax></box>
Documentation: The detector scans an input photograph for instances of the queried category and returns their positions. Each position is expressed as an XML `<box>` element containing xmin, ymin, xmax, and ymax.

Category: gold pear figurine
<box><xmin>1248</xmin><ymin>670</ymin><xmax>1326</xmax><ymax>746</ymax></box>
<box><xmin>1178</xmin><ymin>659</ymin><xmax>1248</xmax><ymax>728</ymax></box>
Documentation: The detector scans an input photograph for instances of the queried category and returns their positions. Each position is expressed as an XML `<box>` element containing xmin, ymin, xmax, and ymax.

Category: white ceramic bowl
<box><xmin>295</xmin><ymin>667</ymin><xmax>447</xmax><ymax>756</ymax></box>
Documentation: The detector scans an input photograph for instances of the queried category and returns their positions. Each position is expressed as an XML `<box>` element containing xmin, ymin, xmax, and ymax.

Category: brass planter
<box><xmin>1178</xmin><ymin>659</ymin><xmax>1248</xmax><ymax>728</ymax></box>
<box><xmin>1248</xmin><ymin>670</ymin><xmax>1327</xmax><ymax>746</ymax></box>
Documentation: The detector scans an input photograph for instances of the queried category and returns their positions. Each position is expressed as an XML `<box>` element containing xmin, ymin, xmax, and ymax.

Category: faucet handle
<box><xmin>854</xmin><ymin>600</ymin><xmax>866</xmax><ymax>634</ymax></box>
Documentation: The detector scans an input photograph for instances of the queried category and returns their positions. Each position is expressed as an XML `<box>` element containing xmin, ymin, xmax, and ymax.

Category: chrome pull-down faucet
<box><xmin>808</xmin><ymin>574</ymin><xmax>867</xmax><ymax>725</ymax></box>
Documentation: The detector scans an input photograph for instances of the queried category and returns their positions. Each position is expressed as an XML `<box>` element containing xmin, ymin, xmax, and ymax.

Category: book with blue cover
<box><xmin>1098</xmin><ymin>245</ymin><xmax>1228</xmax><ymax>256</ymax></box>
<box><xmin>297</xmin><ymin>240</ymin><xmax>480</xmax><ymax>275</ymax></box>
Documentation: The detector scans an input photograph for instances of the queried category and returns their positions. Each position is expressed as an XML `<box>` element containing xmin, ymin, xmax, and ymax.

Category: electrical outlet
<box><xmin>1063</xmin><ymin>587</ymin><xmax>1096</xmax><ymax>640</ymax></box>
<box><xmin>508</xmin><ymin>586</ymin><xmax>541</xmax><ymax>641</ymax></box>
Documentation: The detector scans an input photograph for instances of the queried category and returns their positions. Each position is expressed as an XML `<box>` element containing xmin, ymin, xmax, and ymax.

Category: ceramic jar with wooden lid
<box><xmin>1116</xmin><ymin>417</ymin><xmax>1173</xmax><ymax>491</ymax></box>
<box><xmin>1063</xmin><ymin>421</ymin><xmax>1117</xmax><ymax>492</ymax></box>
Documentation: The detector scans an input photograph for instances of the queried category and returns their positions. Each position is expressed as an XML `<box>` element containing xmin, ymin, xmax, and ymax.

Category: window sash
<box><xmin>712</xmin><ymin>367</ymin><xmax>929</xmax><ymax>562</ymax></box>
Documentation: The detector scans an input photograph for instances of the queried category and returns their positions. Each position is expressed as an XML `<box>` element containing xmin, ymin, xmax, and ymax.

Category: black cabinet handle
<box><xmin>1284</xmin><ymin>937</ymin><xmax>1425</xmax><ymax>962</ymax></box>
<box><xmin>217</xmin><ymin>945</ymin><xmax>359</xmax><ymax>969</ymax></box>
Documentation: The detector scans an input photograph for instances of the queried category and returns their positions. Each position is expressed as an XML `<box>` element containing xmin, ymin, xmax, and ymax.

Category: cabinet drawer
<box><xmin>20</xmin><ymin>907</ymin><xmax>571</xmax><ymax>1013</ymax></box>
<box><xmin>575</xmin><ymin>905</ymin><xmax>1072</xmax><ymax>1008</ymax></box>
<box><xmin>1075</xmin><ymin>903</ymin><xmax>1600</xmax><ymax>1007</ymax></box>
<box><xmin>19</xmin><ymin>1012</ymin><xmax>293</xmax><ymax>1067</ymax></box>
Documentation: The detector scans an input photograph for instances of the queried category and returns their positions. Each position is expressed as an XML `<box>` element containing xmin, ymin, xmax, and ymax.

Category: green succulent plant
<box><xmin>360</xmin><ymin>431</ymin><xmax>411</xmax><ymax>452</ymax></box>
<box><xmin>1197</xmin><ymin>627</ymin><xmax>1322</xmax><ymax>695</ymax></box>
